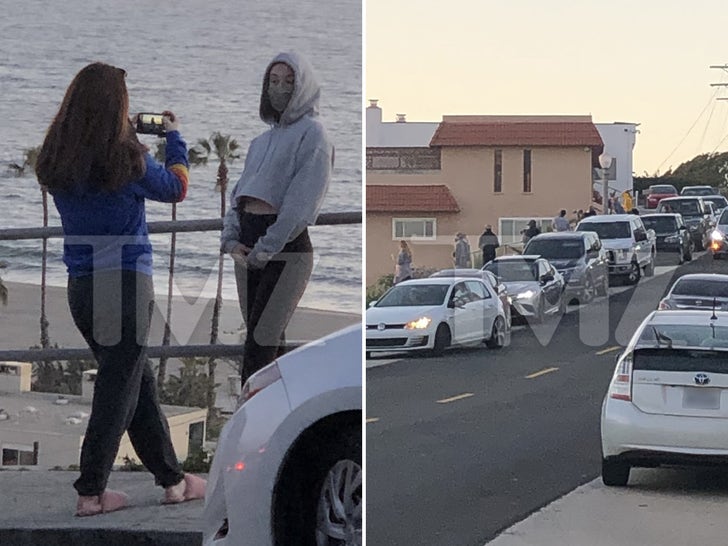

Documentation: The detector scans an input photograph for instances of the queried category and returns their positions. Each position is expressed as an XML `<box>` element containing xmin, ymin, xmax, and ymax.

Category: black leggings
<box><xmin>234</xmin><ymin>212</ymin><xmax>314</xmax><ymax>384</ymax></box>
<box><xmin>68</xmin><ymin>270</ymin><xmax>184</xmax><ymax>496</ymax></box>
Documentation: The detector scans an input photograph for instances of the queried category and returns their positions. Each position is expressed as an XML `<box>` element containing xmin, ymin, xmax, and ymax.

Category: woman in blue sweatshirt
<box><xmin>36</xmin><ymin>62</ymin><xmax>205</xmax><ymax>516</ymax></box>
<box><xmin>221</xmin><ymin>52</ymin><xmax>333</xmax><ymax>385</ymax></box>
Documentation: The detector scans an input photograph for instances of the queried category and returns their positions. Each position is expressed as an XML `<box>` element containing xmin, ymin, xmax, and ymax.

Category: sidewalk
<box><xmin>0</xmin><ymin>470</ymin><xmax>205</xmax><ymax>545</ymax></box>
<box><xmin>487</xmin><ymin>468</ymin><xmax>728</xmax><ymax>546</ymax></box>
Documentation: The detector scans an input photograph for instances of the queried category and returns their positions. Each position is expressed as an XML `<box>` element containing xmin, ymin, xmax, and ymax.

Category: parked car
<box><xmin>429</xmin><ymin>268</ymin><xmax>511</xmax><ymax>329</ymax></box>
<box><xmin>703</xmin><ymin>194</ymin><xmax>728</xmax><ymax>216</ymax></box>
<box><xmin>522</xmin><ymin>231</ymin><xmax>609</xmax><ymax>304</ymax></box>
<box><xmin>709</xmin><ymin>208</ymin><xmax>728</xmax><ymax>259</ymax></box>
<box><xmin>646</xmin><ymin>184</ymin><xmax>678</xmax><ymax>209</ymax></box>
<box><xmin>656</xmin><ymin>196</ymin><xmax>712</xmax><ymax>250</ymax></box>
<box><xmin>482</xmin><ymin>255</ymin><xmax>565</xmax><ymax>322</ymax></box>
<box><xmin>601</xmin><ymin>310</ymin><xmax>728</xmax><ymax>486</ymax></box>
<box><xmin>366</xmin><ymin>277</ymin><xmax>510</xmax><ymax>357</ymax></box>
<box><xmin>658</xmin><ymin>273</ymin><xmax>728</xmax><ymax>311</ymax></box>
<box><xmin>203</xmin><ymin>324</ymin><xmax>362</xmax><ymax>546</ymax></box>
<box><xmin>680</xmin><ymin>185</ymin><xmax>719</xmax><ymax>196</ymax></box>
<box><xmin>575</xmin><ymin>214</ymin><xmax>656</xmax><ymax>285</ymax></box>
<box><xmin>640</xmin><ymin>213</ymin><xmax>693</xmax><ymax>264</ymax></box>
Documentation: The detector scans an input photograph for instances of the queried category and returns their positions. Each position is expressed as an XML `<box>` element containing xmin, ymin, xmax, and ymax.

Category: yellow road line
<box><xmin>525</xmin><ymin>367</ymin><xmax>559</xmax><ymax>379</ymax></box>
<box><xmin>596</xmin><ymin>346</ymin><xmax>622</xmax><ymax>356</ymax></box>
<box><xmin>366</xmin><ymin>418</ymin><xmax>380</xmax><ymax>424</ymax></box>
<box><xmin>437</xmin><ymin>392</ymin><xmax>474</xmax><ymax>404</ymax></box>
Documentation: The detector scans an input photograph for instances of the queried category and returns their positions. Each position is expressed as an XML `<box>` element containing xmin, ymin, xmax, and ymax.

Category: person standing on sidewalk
<box><xmin>221</xmin><ymin>52</ymin><xmax>333</xmax><ymax>385</ymax></box>
<box><xmin>521</xmin><ymin>220</ymin><xmax>541</xmax><ymax>244</ymax></box>
<box><xmin>453</xmin><ymin>232</ymin><xmax>472</xmax><ymax>268</ymax></box>
<box><xmin>622</xmin><ymin>189</ymin><xmax>634</xmax><ymax>213</ymax></box>
<box><xmin>478</xmin><ymin>225</ymin><xmax>499</xmax><ymax>265</ymax></box>
<box><xmin>36</xmin><ymin>62</ymin><xmax>205</xmax><ymax>516</ymax></box>
<box><xmin>394</xmin><ymin>240</ymin><xmax>413</xmax><ymax>284</ymax></box>
<box><xmin>552</xmin><ymin>209</ymin><xmax>570</xmax><ymax>232</ymax></box>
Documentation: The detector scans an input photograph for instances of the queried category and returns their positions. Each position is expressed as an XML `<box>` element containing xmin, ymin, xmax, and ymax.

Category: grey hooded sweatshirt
<box><xmin>220</xmin><ymin>51</ymin><xmax>334</xmax><ymax>268</ymax></box>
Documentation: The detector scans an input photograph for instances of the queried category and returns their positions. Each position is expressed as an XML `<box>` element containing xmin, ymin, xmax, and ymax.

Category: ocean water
<box><xmin>0</xmin><ymin>0</ymin><xmax>362</xmax><ymax>314</ymax></box>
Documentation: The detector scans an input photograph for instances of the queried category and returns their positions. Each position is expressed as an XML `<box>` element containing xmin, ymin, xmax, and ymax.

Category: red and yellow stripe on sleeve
<box><xmin>168</xmin><ymin>164</ymin><xmax>189</xmax><ymax>201</ymax></box>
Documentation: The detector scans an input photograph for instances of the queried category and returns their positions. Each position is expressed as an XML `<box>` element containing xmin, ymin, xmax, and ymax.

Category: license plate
<box><xmin>683</xmin><ymin>387</ymin><xmax>721</xmax><ymax>410</ymax></box>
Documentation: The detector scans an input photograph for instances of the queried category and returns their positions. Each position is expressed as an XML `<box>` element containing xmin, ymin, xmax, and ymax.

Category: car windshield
<box><xmin>484</xmin><ymin>261</ymin><xmax>538</xmax><ymax>282</ymax></box>
<box><xmin>641</xmin><ymin>216</ymin><xmax>677</xmax><ymax>233</ymax></box>
<box><xmin>375</xmin><ymin>284</ymin><xmax>450</xmax><ymax>307</ymax></box>
<box><xmin>704</xmin><ymin>196</ymin><xmax>728</xmax><ymax>209</ymax></box>
<box><xmin>671</xmin><ymin>279</ymin><xmax>728</xmax><ymax>298</ymax></box>
<box><xmin>658</xmin><ymin>200</ymin><xmax>700</xmax><ymax>216</ymax></box>
<box><xmin>683</xmin><ymin>187</ymin><xmax>714</xmax><ymax>196</ymax></box>
<box><xmin>637</xmin><ymin>324</ymin><xmax>728</xmax><ymax>351</ymax></box>
<box><xmin>720</xmin><ymin>209</ymin><xmax>728</xmax><ymax>225</ymax></box>
<box><xmin>577</xmin><ymin>221</ymin><xmax>631</xmax><ymax>239</ymax></box>
<box><xmin>524</xmin><ymin>239</ymin><xmax>584</xmax><ymax>259</ymax></box>
<box><xmin>651</xmin><ymin>185</ymin><xmax>677</xmax><ymax>194</ymax></box>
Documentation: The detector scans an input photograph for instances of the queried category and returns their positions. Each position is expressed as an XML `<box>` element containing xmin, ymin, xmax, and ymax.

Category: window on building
<box><xmin>499</xmin><ymin>218</ymin><xmax>552</xmax><ymax>245</ymax></box>
<box><xmin>2</xmin><ymin>442</ymin><xmax>38</xmax><ymax>466</ymax></box>
<box><xmin>523</xmin><ymin>149</ymin><xmax>532</xmax><ymax>193</ymax></box>
<box><xmin>392</xmin><ymin>218</ymin><xmax>436</xmax><ymax>240</ymax></box>
<box><xmin>494</xmin><ymin>149</ymin><xmax>503</xmax><ymax>193</ymax></box>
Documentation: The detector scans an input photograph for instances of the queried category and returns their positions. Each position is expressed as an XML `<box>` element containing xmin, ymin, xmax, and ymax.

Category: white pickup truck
<box><xmin>575</xmin><ymin>214</ymin><xmax>656</xmax><ymax>285</ymax></box>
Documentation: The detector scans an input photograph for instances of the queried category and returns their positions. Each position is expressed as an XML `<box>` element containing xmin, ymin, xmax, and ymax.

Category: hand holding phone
<box><xmin>135</xmin><ymin>113</ymin><xmax>166</xmax><ymax>136</ymax></box>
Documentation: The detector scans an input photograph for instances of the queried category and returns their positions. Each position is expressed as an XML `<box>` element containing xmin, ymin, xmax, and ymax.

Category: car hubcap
<box><xmin>495</xmin><ymin>318</ymin><xmax>505</xmax><ymax>346</ymax></box>
<box><xmin>316</xmin><ymin>459</ymin><xmax>362</xmax><ymax>546</ymax></box>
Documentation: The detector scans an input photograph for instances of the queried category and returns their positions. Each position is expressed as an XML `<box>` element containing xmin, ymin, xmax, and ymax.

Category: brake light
<box><xmin>609</xmin><ymin>352</ymin><xmax>633</xmax><ymax>401</ymax></box>
<box><xmin>240</xmin><ymin>362</ymin><xmax>282</xmax><ymax>404</ymax></box>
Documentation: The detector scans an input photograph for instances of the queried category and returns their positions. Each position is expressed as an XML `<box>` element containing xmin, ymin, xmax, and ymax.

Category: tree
<box><xmin>188</xmin><ymin>133</ymin><xmax>241</xmax><ymax>410</ymax></box>
<box><xmin>7</xmin><ymin>146</ymin><xmax>41</xmax><ymax>177</ymax></box>
<box><xmin>0</xmin><ymin>260</ymin><xmax>7</xmax><ymax>305</ymax></box>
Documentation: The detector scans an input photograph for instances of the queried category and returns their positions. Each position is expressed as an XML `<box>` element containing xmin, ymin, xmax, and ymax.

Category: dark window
<box><xmin>523</xmin><ymin>149</ymin><xmax>532</xmax><ymax>193</ymax></box>
<box><xmin>494</xmin><ymin>149</ymin><xmax>503</xmax><ymax>193</ymax></box>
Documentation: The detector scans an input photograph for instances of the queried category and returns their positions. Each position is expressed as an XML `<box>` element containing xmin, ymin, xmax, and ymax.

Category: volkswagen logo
<box><xmin>695</xmin><ymin>373</ymin><xmax>710</xmax><ymax>386</ymax></box>
<box><xmin>377</xmin><ymin>323</ymin><xmax>386</xmax><ymax>331</ymax></box>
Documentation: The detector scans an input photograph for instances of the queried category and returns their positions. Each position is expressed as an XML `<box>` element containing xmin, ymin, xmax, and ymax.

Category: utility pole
<box><xmin>710</xmin><ymin>65</ymin><xmax>728</xmax><ymax>100</ymax></box>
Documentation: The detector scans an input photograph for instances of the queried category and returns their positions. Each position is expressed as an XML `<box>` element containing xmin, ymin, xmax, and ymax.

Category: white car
<box><xmin>203</xmin><ymin>325</ymin><xmax>362</xmax><ymax>545</ymax></box>
<box><xmin>601</xmin><ymin>310</ymin><xmax>728</xmax><ymax>486</ymax></box>
<box><xmin>366</xmin><ymin>277</ymin><xmax>510</xmax><ymax>357</ymax></box>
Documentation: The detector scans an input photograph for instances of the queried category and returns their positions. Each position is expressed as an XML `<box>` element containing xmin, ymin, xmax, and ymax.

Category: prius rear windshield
<box><xmin>633</xmin><ymin>348</ymin><xmax>728</xmax><ymax>373</ymax></box>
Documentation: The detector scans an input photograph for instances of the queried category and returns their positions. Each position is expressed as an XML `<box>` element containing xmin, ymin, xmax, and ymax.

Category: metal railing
<box><xmin>0</xmin><ymin>211</ymin><xmax>361</xmax><ymax>363</ymax></box>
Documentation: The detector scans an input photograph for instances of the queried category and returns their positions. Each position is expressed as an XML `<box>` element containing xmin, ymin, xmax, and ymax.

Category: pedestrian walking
<box><xmin>478</xmin><ymin>224</ymin><xmax>500</xmax><ymax>265</ymax></box>
<box><xmin>35</xmin><ymin>62</ymin><xmax>205</xmax><ymax>516</ymax></box>
<box><xmin>552</xmin><ymin>209</ymin><xmax>570</xmax><ymax>232</ymax></box>
<box><xmin>394</xmin><ymin>240</ymin><xmax>412</xmax><ymax>284</ymax></box>
<box><xmin>453</xmin><ymin>232</ymin><xmax>472</xmax><ymax>268</ymax></box>
<box><xmin>220</xmin><ymin>52</ymin><xmax>333</xmax><ymax>385</ymax></box>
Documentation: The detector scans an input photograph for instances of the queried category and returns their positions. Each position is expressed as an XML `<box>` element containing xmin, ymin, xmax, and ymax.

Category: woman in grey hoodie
<box><xmin>221</xmin><ymin>52</ymin><xmax>333</xmax><ymax>384</ymax></box>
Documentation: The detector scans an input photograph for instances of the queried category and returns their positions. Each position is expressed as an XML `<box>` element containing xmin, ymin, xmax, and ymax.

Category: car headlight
<box><xmin>711</xmin><ymin>230</ymin><xmax>724</xmax><ymax>241</ymax></box>
<box><xmin>664</xmin><ymin>235</ymin><xmax>679</xmax><ymax>243</ymax></box>
<box><xmin>240</xmin><ymin>362</ymin><xmax>281</xmax><ymax>404</ymax></box>
<box><xmin>516</xmin><ymin>290</ymin><xmax>535</xmax><ymax>299</ymax></box>
<box><xmin>404</xmin><ymin>317</ymin><xmax>432</xmax><ymax>330</ymax></box>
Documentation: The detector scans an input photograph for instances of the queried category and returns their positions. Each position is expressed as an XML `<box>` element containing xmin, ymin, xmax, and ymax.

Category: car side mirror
<box><xmin>679</xmin><ymin>225</ymin><xmax>687</xmax><ymax>230</ymax></box>
<box><xmin>368</xmin><ymin>301</ymin><xmax>377</xmax><ymax>308</ymax></box>
<box><xmin>447</xmin><ymin>300</ymin><xmax>456</xmax><ymax>309</ymax></box>
<box><xmin>540</xmin><ymin>274</ymin><xmax>554</xmax><ymax>284</ymax></box>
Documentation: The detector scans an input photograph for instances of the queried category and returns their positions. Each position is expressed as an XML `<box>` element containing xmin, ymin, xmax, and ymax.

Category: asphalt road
<box><xmin>366</xmin><ymin>252</ymin><xmax>728</xmax><ymax>546</ymax></box>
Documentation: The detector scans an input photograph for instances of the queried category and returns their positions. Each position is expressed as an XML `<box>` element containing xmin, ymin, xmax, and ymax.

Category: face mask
<box><xmin>268</xmin><ymin>82</ymin><xmax>294</xmax><ymax>113</ymax></box>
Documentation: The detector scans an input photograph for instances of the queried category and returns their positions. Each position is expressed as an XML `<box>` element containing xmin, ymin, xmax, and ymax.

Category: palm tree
<box><xmin>8</xmin><ymin>146</ymin><xmax>41</xmax><ymax>177</ymax></box>
<box><xmin>188</xmin><ymin>133</ymin><xmax>240</xmax><ymax>410</ymax></box>
<box><xmin>0</xmin><ymin>260</ymin><xmax>8</xmax><ymax>306</ymax></box>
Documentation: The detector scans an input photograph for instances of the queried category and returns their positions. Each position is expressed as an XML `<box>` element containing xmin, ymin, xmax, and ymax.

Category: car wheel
<box><xmin>626</xmin><ymin>260</ymin><xmax>641</xmax><ymax>285</ymax></box>
<box><xmin>580</xmin><ymin>277</ymin><xmax>595</xmax><ymax>304</ymax></box>
<box><xmin>431</xmin><ymin>324</ymin><xmax>451</xmax><ymax>356</ymax></box>
<box><xmin>558</xmin><ymin>293</ymin><xmax>567</xmax><ymax>314</ymax></box>
<box><xmin>695</xmin><ymin>236</ymin><xmax>705</xmax><ymax>251</ymax></box>
<box><xmin>486</xmin><ymin>316</ymin><xmax>507</xmax><ymax>349</ymax></box>
<box><xmin>596</xmin><ymin>274</ymin><xmax>609</xmax><ymax>297</ymax></box>
<box><xmin>534</xmin><ymin>297</ymin><xmax>546</xmax><ymax>323</ymax></box>
<box><xmin>601</xmin><ymin>458</ymin><xmax>630</xmax><ymax>487</ymax></box>
<box><xmin>644</xmin><ymin>252</ymin><xmax>655</xmax><ymax>277</ymax></box>
<box><xmin>685</xmin><ymin>240</ymin><xmax>694</xmax><ymax>262</ymax></box>
<box><xmin>677</xmin><ymin>247</ymin><xmax>684</xmax><ymax>265</ymax></box>
<box><xmin>315</xmin><ymin>455</ymin><xmax>362</xmax><ymax>546</ymax></box>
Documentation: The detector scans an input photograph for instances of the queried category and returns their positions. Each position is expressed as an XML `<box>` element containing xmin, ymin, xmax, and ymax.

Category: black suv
<box><xmin>523</xmin><ymin>231</ymin><xmax>609</xmax><ymax>304</ymax></box>
<box><xmin>656</xmin><ymin>196</ymin><xmax>711</xmax><ymax>250</ymax></box>
<box><xmin>641</xmin><ymin>213</ymin><xmax>693</xmax><ymax>264</ymax></box>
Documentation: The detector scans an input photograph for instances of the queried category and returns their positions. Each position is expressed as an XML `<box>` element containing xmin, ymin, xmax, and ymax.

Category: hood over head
<box><xmin>260</xmin><ymin>51</ymin><xmax>321</xmax><ymax>126</ymax></box>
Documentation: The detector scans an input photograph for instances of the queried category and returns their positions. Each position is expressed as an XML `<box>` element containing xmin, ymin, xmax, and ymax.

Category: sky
<box><xmin>366</xmin><ymin>0</ymin><xmax>728</xmax><ymax>176</ymax></box>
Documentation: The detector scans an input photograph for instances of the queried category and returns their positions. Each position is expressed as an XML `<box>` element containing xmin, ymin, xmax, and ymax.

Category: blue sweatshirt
<box><xmin>220</xmin><ymin>51</ymin><xmax>333</xmax><ymax>269</ymax></box>
<box><xmin>50</xmin><ymin>131</ymin><xmax>189</xmax><ymax>277</ymax></box>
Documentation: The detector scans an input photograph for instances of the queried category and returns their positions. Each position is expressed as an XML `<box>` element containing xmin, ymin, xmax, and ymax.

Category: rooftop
<box><xmin>366</xmin><ymin>184</ymin><xmax>460</xmax><ymax>213</ymax></box>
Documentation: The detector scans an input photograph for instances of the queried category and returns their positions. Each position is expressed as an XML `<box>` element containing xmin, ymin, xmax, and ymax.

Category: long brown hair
<box><xmin>36</xmin><ymin>62</ymin><xmax>146</xmax><ymax>192</ymax></box>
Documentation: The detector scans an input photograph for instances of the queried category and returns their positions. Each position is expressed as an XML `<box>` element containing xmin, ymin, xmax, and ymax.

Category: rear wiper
<box><xmin>652</xmin><ymin>326</ymin><xmax>673</xmax><ymax>348</ymax></box>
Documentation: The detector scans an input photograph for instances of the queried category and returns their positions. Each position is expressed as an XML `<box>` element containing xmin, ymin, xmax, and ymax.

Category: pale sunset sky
<box><xmin>366</xmin><ymin>0</ymin><xmax>728</xmax><ymax>175</ymax></box>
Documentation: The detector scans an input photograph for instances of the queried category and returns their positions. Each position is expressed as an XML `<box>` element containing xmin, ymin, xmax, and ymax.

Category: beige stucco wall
<box><xmin>366</xmin><ymin>146</ymin><xmax>593</xmax><ymax>284</ymax></box>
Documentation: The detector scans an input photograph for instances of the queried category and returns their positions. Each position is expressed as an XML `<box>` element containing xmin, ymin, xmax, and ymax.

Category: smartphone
<box><xmin>136</xmin><ymin>113</ymin><xmax>166</xmax><ymax>136</ymax></box>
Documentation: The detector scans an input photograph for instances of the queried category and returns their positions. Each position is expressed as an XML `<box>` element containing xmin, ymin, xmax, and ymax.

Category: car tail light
<box><xmin>240</xmin><ymin>362</ymin><xmax>282</xmax><ymax>404</ymax></box>
<box><xmin>609</xmin><ymin>351</ymin><xmax>633</xmax><ymax>401</ymax></box>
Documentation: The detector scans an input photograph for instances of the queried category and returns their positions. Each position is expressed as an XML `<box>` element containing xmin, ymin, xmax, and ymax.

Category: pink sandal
<box><xmin>76</xmin><ymin>489</ymin><xmax>129</xmax><ymax>517</ymax></box>
<box><xmin>163</xmin><ymin>473</ymin><xmax>207</xmax><ymax>504</ymax></box>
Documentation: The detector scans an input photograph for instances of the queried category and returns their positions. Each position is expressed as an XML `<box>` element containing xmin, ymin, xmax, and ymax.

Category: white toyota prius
<box><xmin>601</xmin><ymin>310</ymin><xmax>728</xmax><ymax>486</ymax></box>
<box><xmin>203</xmin><ymin>325</ymin><xmax>362</xmax><ymax>545</ymax></box>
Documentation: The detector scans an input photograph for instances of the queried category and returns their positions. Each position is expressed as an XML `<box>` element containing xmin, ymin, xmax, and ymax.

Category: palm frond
<box><xmin>0</xmin><ymin>278</ymin><xmax>7</xmax><ymax>306</ymax></box>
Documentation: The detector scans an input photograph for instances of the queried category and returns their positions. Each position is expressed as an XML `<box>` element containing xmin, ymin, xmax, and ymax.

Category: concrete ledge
<box><xmin>0</xmin><ymin>528</ymin><xmax>201</xmax><ymax>546</ymax></box>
